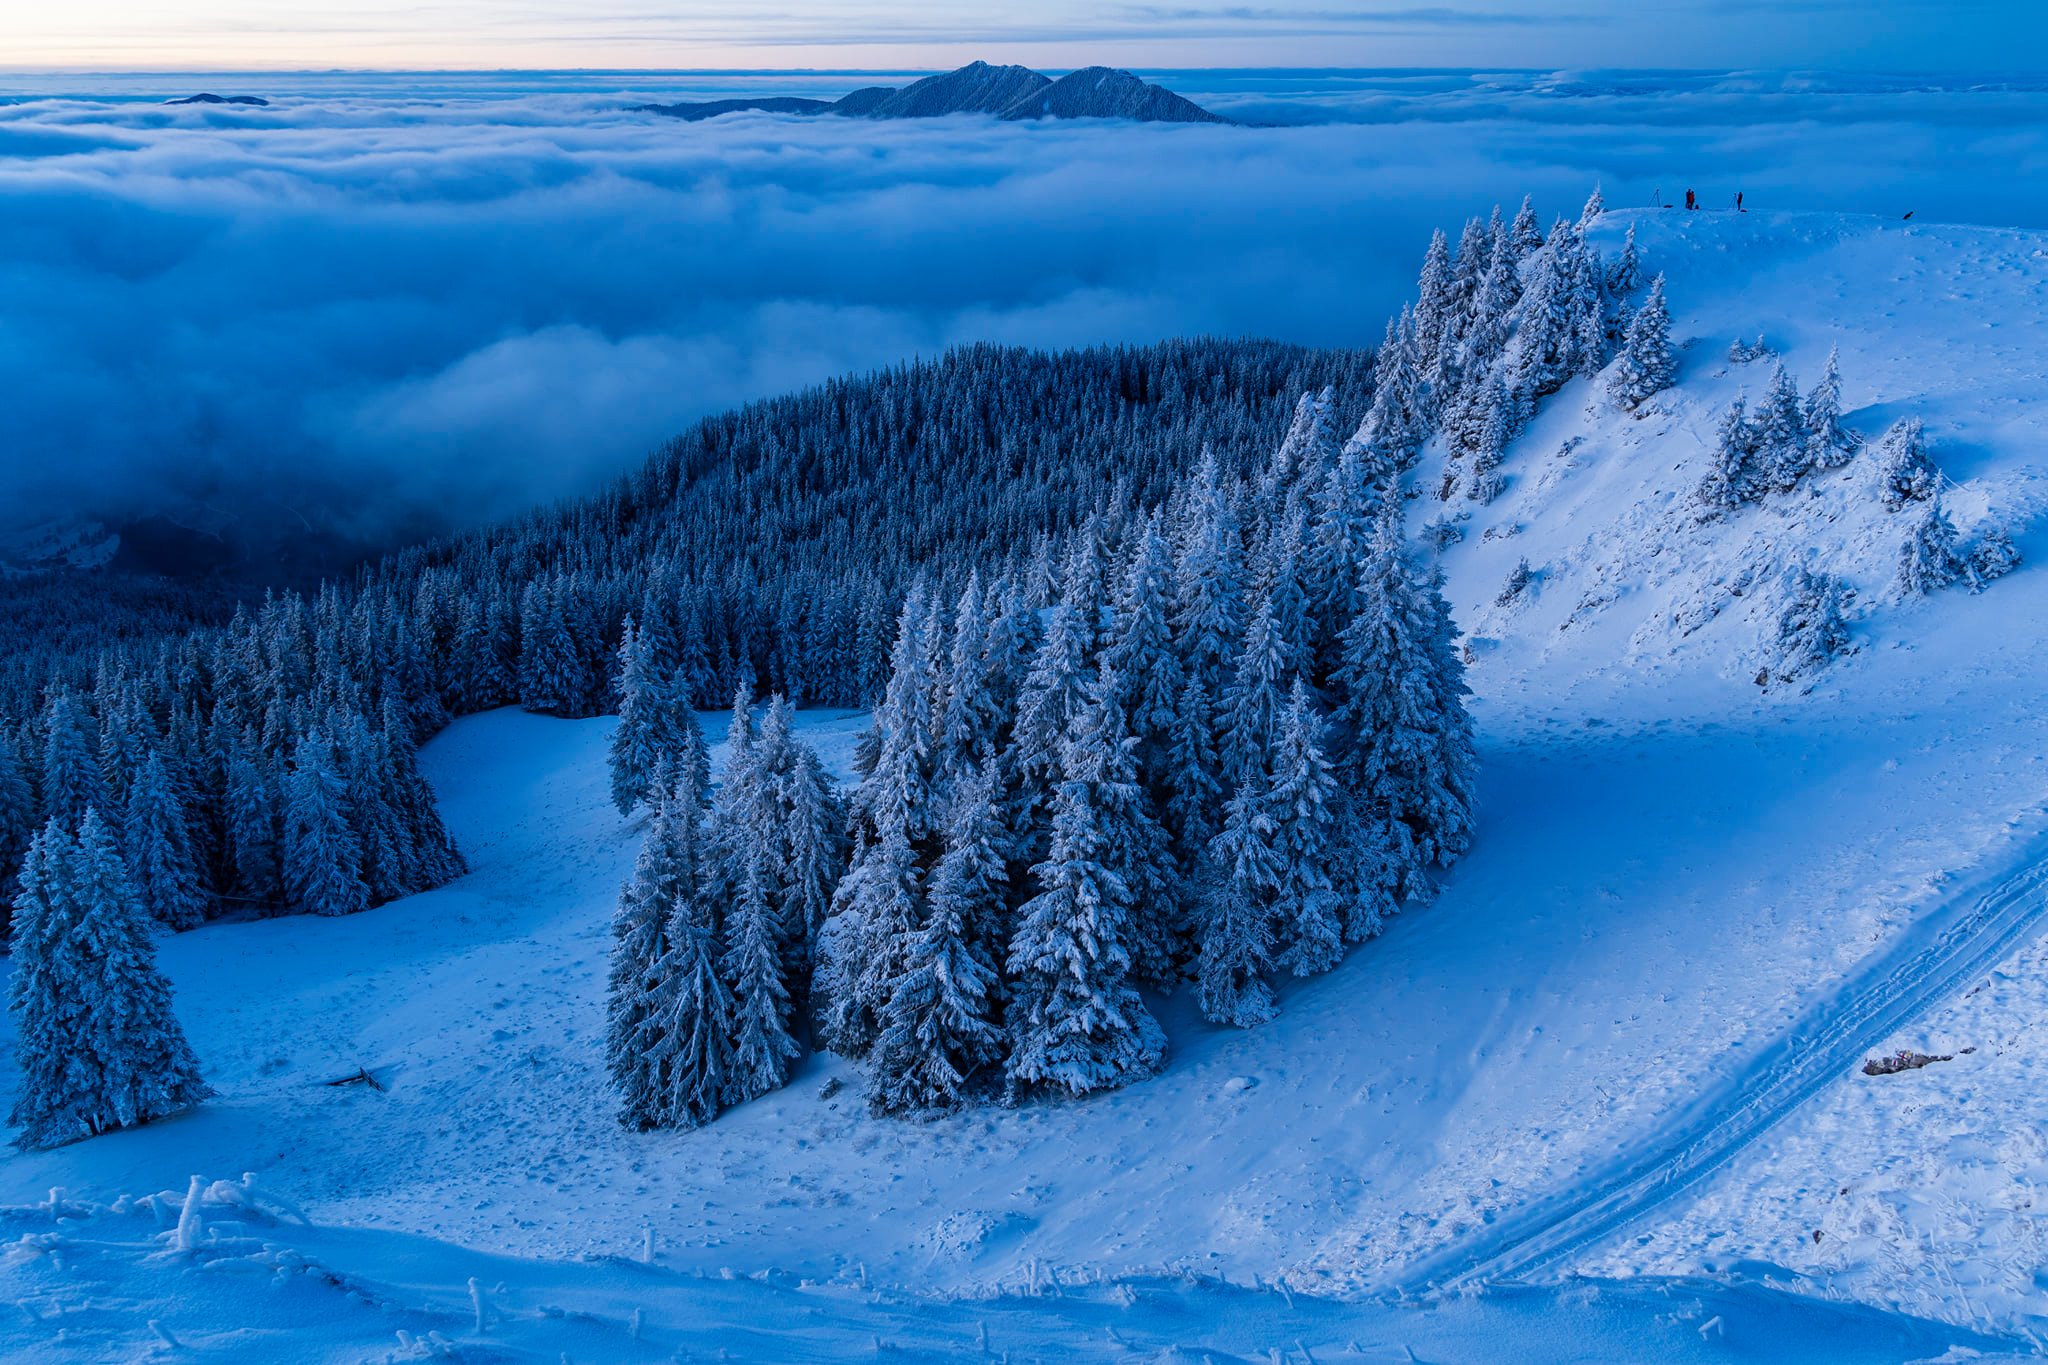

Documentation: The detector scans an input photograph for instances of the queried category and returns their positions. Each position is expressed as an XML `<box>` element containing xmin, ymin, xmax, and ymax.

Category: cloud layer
<box><xmin>4</xmin><ymin>73</ymin><xmax>2048</xmax><ymax>564</ymax></box>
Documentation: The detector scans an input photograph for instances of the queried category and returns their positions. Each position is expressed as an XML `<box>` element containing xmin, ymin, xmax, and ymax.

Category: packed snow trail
<box><xmin>1395</xmin><ymin>823</ymin><xmax>2048</xmax><ymax>1294</ymax></box>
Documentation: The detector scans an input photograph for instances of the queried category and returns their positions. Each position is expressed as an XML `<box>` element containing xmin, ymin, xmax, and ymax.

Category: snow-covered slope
<box><xmin>4</xmin><ymin>210</ymin><xmax>2048</xmax><ymax>1356</ymax></box>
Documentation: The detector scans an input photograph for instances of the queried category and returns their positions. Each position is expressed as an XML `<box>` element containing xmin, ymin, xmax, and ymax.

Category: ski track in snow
<box><xmin>1397</xmin><ymin>827</ymin><xmax>2048</xmax><ymax>1294</ymax></box>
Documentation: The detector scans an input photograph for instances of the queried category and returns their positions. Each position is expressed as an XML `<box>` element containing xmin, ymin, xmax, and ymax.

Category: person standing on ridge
<box><xmin>1686</xmin><ymin>189</ymin><xmax>1697</xmax><ymax>210</ymax></box>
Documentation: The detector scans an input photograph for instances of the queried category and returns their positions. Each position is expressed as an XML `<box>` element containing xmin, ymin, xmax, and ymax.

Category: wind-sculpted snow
<box><xmin>7</xmin><ymin>73</ymin><xmax>2048</xmax><ymax>560</ymax></box>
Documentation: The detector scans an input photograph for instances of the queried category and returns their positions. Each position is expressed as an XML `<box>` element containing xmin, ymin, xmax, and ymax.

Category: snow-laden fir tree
<box><xmin>1331</xmin><ymin>500</ymin><xmax>1477</xmax><ymax>907</ymax></box>
<box><xmin>722</xmin><ymin>835</ymin><xmax>800</xmax><ymax>1107</ymax></box>
<box><xmin>1577</xmin><ymin>184</ymin><xmax>1605</xmax><ymax>229</ymax></box>
<box><xmin>1269</xmin><ymin>681</ymin><xmax>1345</xmax><ymax>976</ymax></box>
<box><xmin>818</xmin><ymin>594</ymin><xmax>940</xmax><ymax>1058</ymax></box>
<box><xmin>1411</xmin><ymin>228</ymin><xmax>1457</xmax><ymax>388</ymax></box>
<box><xmin>1802</xmin><ymin>347</ymin><xmax>1857</xmax><ymax>470</ymax></box>
<box><xmin>608</xmin><ymin>617</ymin><xmax>666</xmax><ymax>814</ymax></box>
<box><xmin>1967</xmin><ymin>525</ymin><xmax>2022</xmax><ymax>590</ymax></box>
<box><xmin>1509</xmin><ymin>195</ymin><xmax>1545</xmax><ymax>259</ymax></box>
<box><xmin>935</xmin><ymin>574</ymin><xmax>999</xmax><ymax>785</ymax></box>
<box><xmin>1220</xmin><ymin>591</ymin><xmax>1295</xmax><ymax>792</ymax></box>
<box><xmin>1768</xmin><ymin>568</ymin><xmax>1853</xmax><ymax>683</ymax></box>
<box><xmin>1606</xmin><ymin>274</ymin><xmax>1675</xmax><ymax>410</ymax></box>
<box><xmin>282</xmin><ymin>729</ymin><xmax>367</xmax><ymax>918</ymax></box>
<box><xmin>223</xmin><ymin>738</ymin><xmax>280</xmax><ymax>904</ymax></box>
<box><xmin>606</xmin><ymin>736</ymin><xmax>709</xmax><ymax>1130</ymax></box>
<box><xmin>1606</xmin><ymin>223</ymin><xmax>1642</xmax><ymax>297</ymax></box>
<box><xmin>1875</xmin><ymin>417</ymin><xmax>1938</xmax><ymax>511</ymax></box>
<box><xmin>1005</xmin><ymin>673</ymin><xmax>1167</xmax><ymax>1098</ymax></box>
<box><xmin>866</xmin><ymin>764</ymin><xmax>1006</xmax><ymax>1116</ymax></box>
<box><xmin>1697</xmin><ymin>396</ymin><xmax>1762</xmax><ymax>513</ymax></box>
<box><xmin>646</xmin><ymin>889</ymin><xmax>735</xmax><ymax>1129</ymax></box>
<box><xmin>0</xmin><ymin>733</ymin><xmax>35</xmax><ymax>924</ymax></box>
<box><xmin>124</xmin><ymin>750</ymin><xmax>208</xmax><ymax>930</ymax></box>
<box><xmin>1197</xmin><ymin>775</ymin><xmax>1281</xmax><ymax>1029</ymax></box>
<box><xmin>40</xmin><ymin>692</ymin><xmax>105</xmax><ymax>828</ymax></box>
<box><xmin>9</xmin><ymin>811</ymin><xmax>210</xmax><ymax>1150</ymax></box>
<box><xmin>1897</xmin><ymin>494</ymin><xmax>1964</xmax><ymax>596</ymax></box>
<box><xmin>1756</xmin><ymin>364</ymin><xmax>1810</xmax><ymax>493</ymax></box>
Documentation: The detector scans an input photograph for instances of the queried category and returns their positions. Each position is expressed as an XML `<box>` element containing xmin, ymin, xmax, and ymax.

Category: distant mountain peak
<box><xmin>165</xmin><ymin>93</ymin><xmax>269</xmax><ymax>107</ymax></box>
<box><xmin>636</xmin><ymin>63</ymin><xmax>1230</xmax><ymax>126</ymax></box>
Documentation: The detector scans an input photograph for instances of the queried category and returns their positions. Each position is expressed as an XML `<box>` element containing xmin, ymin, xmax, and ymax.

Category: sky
<box><xmin>3</xmin><ymin>2</ymin><xmax>2046</xmax><ymax>76</ymax></box>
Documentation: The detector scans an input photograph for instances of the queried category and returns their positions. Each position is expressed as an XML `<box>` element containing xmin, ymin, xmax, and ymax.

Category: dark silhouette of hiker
<box><xmin>1686</xmin><ymin>189</ymin><xmax>1697</xmax><ymax>210</ymax></box>
<box><xmin>1737</xmin><ymin>191</ymin><xmax>1745</xmax><ymax>212</ymax></box>
<box><xmin>1903</xmin><ymin>210</ymin><xmax>1915</xmax><ymax>220</ymax></box>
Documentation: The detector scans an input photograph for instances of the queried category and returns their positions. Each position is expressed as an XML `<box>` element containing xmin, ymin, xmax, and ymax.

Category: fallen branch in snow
<box><xmin>323</xmin><ymin>1067</ymin><xmax>385</xmax><ymax>1092</ymax></box>
<box><xmin>1861</xmin><ymin>1049</ymin><xmax>1958</xmax><ymax>1076</ymax></box>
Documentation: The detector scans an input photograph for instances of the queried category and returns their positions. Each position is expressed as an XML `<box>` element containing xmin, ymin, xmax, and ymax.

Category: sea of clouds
<box><xmin>4</xmin><ymin>69</ymin><xmax>2047</xmax><ymax>564</ymax></box>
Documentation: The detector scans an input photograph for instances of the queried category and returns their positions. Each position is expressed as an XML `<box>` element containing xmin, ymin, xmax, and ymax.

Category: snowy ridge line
<box><xmin>1392</xmin><ymin>815</ymin><xmax>2048</xmax><ymax>1295</ymax></box>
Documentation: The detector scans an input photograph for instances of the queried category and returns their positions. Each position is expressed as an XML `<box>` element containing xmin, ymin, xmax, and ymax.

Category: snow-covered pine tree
<box><xmin>1606</xmin><ymin>223</ymin><xmax>1642</xmax><ymax>297</ymax></box>
<box><xmin>606</xmin><ymin>772</ymin><xmax>705</xmax><ymax>1130</ymax></box>
<box><xmin>1465</xmin><ymin>375</ymin><xmax>1515</xmax><ymax>504</ymax></box>
<box><xmin>1005</xmin><ymin>674</ymin><xmax>1167</xmax><ymax>1098</ymax></box>
<box><xmin>817</xmin><ymin>593</ymin><xmax>939</xmax><ymax>1059</ymax></box>
<box><xmin>223</xmin><ymin>737</ymin><xmax>280</xmax><ymax>905</ymax></box>
<box><xmin>1331</xmin><ymin>500</ymin><xmax>1477</xmax><ymax>906</ymax></box>
<box><xmin>867</xmin><ymin>764</ymin><xmax>1006</xmax><ymax>1116</ymax></box>
<box><xmin>1875</xmin><ymin>417</ymin><xmax>1938</xmax><ymax>511</ymax></box>
<box><xmin>0</xmin><ymin>733</ymin><xmax>36</xmax><ymax>926</ymax></box>
<box><xmin>1269</xmin><ymin>680</ymin><xmax>1345</xmax><ymax>976</ymax></box>
<box><xmin>282</xmin><ymin>729</ymin><xmax>367</xmax><ymax>918</ymax></box>
<box><xmin>608</xmin><ymin>617</ymin><xmax>666</xmax><ymax>814</ymax></box>
<box><xmin>1606</xmin><ymin>274</ymin><xmax>1675</xmax><ymax>410</ymax></box>
<box><xmin>40</xmin><ymin>692</ymin><xmax>105</xmax><ymax>828</ymax></box>
<box><xmin>8</xmin><ymin>811</ymin><xmax>210</xmax><ymax>1149</ymax></box>
<box><xmin>1577</xmin><ymin>184</ymin><xmax>1605</xmax><ymax>229</ymax></box>
<box><xmin>1802</xmin><ymin>347</ymin><xmax>1857</xmax><ymax>470</ymax></box>
<box><xmin>1350</xmin><ymin>312</ymin><xmax>1424</xmax><ymax>474</ymax></box>
<box><xmin>1220</xmin><ymin>591</ymin><xmax>1294</xmax><ymax>792</ymax></box>
<box><xmin>1768</xmin><ymin>568</ymin><xmax>1853</xmax><ymax>683</ymax></box>
<box><xmin>1897</xmin><ymin>494</ymin><xmax>1964</xmax><ymax>596</ymax></box>
<box><xmin>648</xmin><ymin>890</ymin><xmax>735</xmax><ymax>1129</ymax></box>
<box><xmin>1509</xmin><ymin>195</ymin><xmax>1545</xmax><ymax>259</ymax></box>
<box><xmin>1697</xmin><ymin>395</ymin><xmax>1762</xmax><ymax>513</ymax></box>
<box><xmin>1967</xmin><ymin>525</ymin><xmax>2022</xmax><ymax>590</ymax></box>
<box><xmin>935</xmin><ymin>574</ymin><xmax>998</xmax><ymax>785</ymax></box>
<box><xmin>1756</xmin><ymin>364</ymin><xmax>1811</xmax><ymax>493</ymax></box>
<box><xmin>722</xmin><ymin>836</ymin><xmax>800</xmax><ymax>1107</ymax></box>
<box><xmin>123</xmin><ymin>751</ymin><xmax>208</xmax><ymax>930</ymax></box>
<box><xmin>1412</xmin><ymin>228</ymin><xmax>1456</xmax><ymax>388</ymax></box>
<box><xmin>1197</xmin><ymin>776</ymin><xmax>1281</xmax><ymax>1029</ymax></box>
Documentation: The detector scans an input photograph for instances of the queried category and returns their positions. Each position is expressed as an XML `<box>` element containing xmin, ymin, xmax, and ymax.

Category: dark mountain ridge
<box><xmin>638</xmin><ymin>61</ymin><xmax>1228</xmax><ymax>126</ymax></box>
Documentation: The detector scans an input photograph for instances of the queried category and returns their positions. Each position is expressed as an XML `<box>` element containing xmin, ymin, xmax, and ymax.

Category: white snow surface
<box><xmin>5</xmin><ymin>209</ymin><xmax>2048</xmax><ymax>1358</ymax></box>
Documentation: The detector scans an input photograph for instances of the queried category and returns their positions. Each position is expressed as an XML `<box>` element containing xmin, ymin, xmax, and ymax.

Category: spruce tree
<box><xmin>1005</xmin><ymin>683</ymin><xmax>1167</xmax><ymax>1098</ymax></box>
<box><xmin>1897</xmin><ymin>495</ymin><xmax>1964</xmax><ymax>596</ymax></box>
<box><xmin>722</xmin><ymin>839</ymin><xmax>800</xmax><ymax>1106</ymax></box>
<box><xmin>1607</xmin><ymin>274</ymin><xmax>1675</xmax><ymax>410</ymax></box>
<box><xmin>124</xmin><ymin>751</ymin><xmax>208</xmax><ymax>930</ymax></box>
<box><xmin>40</xmin><ymin>692</ymin><xmax>105</xmax><ymax>828</ymax></box>
<box><xmin>867</xmin><ymin>765</ymin><xmax>1006</xmax><ymax>1116</ymax></box>
<box><xmin>648</xmin><ymin>891</ymin><xmax>734</xmax><ymax>1129</ymax></box>
<box><xmin>608</xmin><ymin>617</ymin><xmax>666</xmax><ymax>814</ymax></box>
<box><xmin>282</xmin><ymin>730</ymin><xmax>367</xmax><ymax>918</ymax></box>
<box><xmin>1269</xmin><ymin>681</ymin><xmax>1345</xmax><ymax>977</ymax></box>
<box><xmin>1803</xmin><ymin>347</ymin><xmax>1856</xmax><ymax>470</ymax></box>
<box><xmin>1769</xmin><ymin>568</ymin><xmax>1853</xmax><ymax>682</ymax></box>
<box><xmin>9</xmin><ymin>812</ymin><xmax>210</xmax><ymax>1150</ymax></box>
<box><xmin>1876</xmin><ymin>417</ymin><xmax>1938</xmax><ymax>511</ymax></box>
<box><xmin>1697</xmin><ymin>396</ymin><xmax>1762</xmax><ymax>512</ymax></box>
<box><xmin>1756</xmin><ymin>364</ymin><xmax>1810</xmax><ymax>493</ymax></box>
<box><xmin>1331</xmin><ymin>502</ymin><xmax>1476</xmax><ymax>905</ymax></box>
<box><xmin>606</xmin><ymin>768</ymin><xmax>705</xmax><ymax>1130</ymax></box>
<box><xmin>1197</xmin><ymin>779</ymin><xmax>1281</xmax><ymax>1029</ymax></box>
